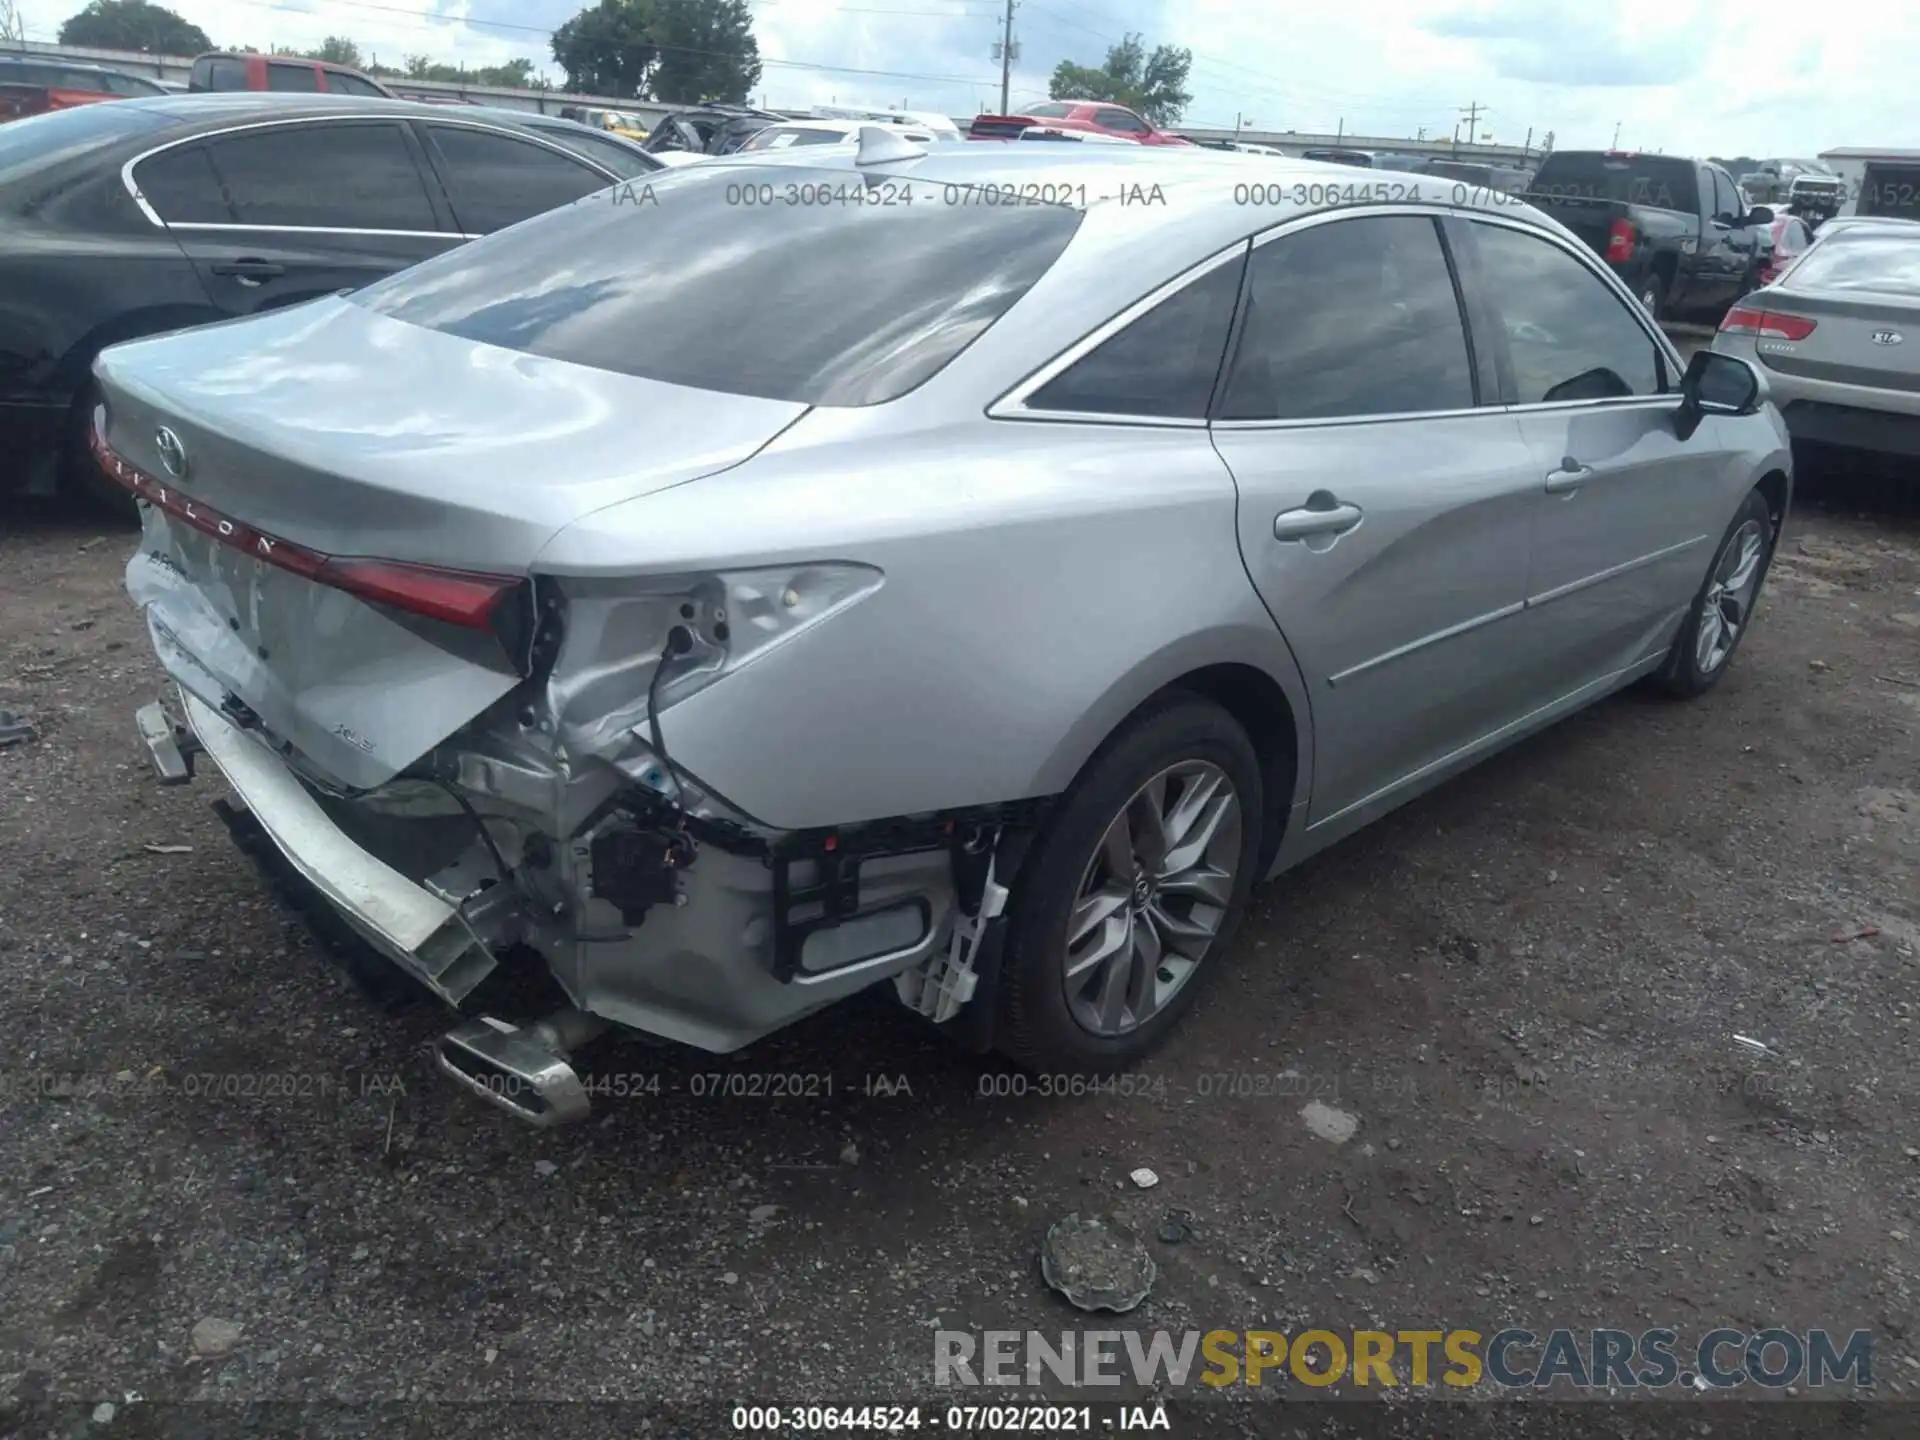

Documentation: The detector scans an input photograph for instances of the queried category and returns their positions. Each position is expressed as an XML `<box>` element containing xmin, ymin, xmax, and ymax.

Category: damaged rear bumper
<box><xmin>168</xmin><ymin>689</ymin><xmax>501</xmax><ymax>1005</ymax></box>
<box><xmin>132</xmin><ymin>685</ymin><xmax>978</xmax><ymax>1085</ymax></box>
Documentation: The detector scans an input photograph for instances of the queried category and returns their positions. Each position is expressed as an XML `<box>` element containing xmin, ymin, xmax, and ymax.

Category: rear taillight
<box><xmin>1605</xmin><ymin>217</ymin><xmax>1637</xmax><ymax>263</ymax></box>
<box><xmin>90</xmin><ymin>423</ymin><xmax>522</xmax><ymax>630</ymax></box>
<box><xmin>1719</xmin><ymin>306</ymin><xmax>1817</xmax><ymax>341</ymax></box>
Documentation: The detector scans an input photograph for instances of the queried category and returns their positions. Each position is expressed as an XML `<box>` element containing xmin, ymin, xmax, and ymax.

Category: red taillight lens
<box><xmin>317</xmin><ymin>558</ymin><xmax>518</xmax><ymax>628</ymax></box>
<box><xmin>1605</xmin><ymin>217</ymin><xmax>1637</xmax><ymax>263</ymax></box>
<box><xmin>1719</xmin><ymin>306</ymin><xmax>1816</xmax><ymax>341</ymax></box>
<box><xmin>90</xmin><ymin>422</ymin><xmax>521</xmax><ymax>630</ymax></box>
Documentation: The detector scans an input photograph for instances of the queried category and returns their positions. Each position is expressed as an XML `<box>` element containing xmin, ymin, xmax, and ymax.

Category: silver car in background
<box><xmin>1714</xmin><ymin>220</ymin><xmax>1920</xmax><ymax>466</ymax></box>
<box><xmin>97</xmin><ymin>141</ymin><xmax>1791</xmax><ymax>1126</ymax></box>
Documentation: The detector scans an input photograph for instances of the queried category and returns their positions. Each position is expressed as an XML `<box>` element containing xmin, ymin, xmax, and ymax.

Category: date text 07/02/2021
<box><xmin>730</xmin><ymin>1404</ymin><xmax>1171</xmax><ymax>1434</ymax></box>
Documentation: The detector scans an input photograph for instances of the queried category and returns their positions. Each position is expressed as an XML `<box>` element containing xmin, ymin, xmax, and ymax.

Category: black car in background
<box><xmin>642</xmin><ymin>100</ymin><xmax>785</xmax><ymax>156</ymax></box>
<box><xmin>1525</xmin><ymin>150</ymin><xmax>1774</xmax><ymax>322</ymax></box>
<box><xmin>0</xmin><ymin>93</ymin><xmax>660</xmax><ymax>508</ymax></box>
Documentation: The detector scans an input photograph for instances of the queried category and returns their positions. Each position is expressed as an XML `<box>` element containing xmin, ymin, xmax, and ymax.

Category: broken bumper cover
<box><xmin>163</xmin><ymin>689</ymin><xmax>500</xmax><ymax>1004</ymax></box>
<box><xmin>132</xmin><ymin>688</ymin><xmax>964</xmax><ymax>1055</ymax></box>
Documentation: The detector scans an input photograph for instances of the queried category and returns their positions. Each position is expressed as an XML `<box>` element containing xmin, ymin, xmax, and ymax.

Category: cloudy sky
<box><xmin>18</xmin><ymin>0</ymin><xmax>1920</xmax><ymax>155</ymax></box>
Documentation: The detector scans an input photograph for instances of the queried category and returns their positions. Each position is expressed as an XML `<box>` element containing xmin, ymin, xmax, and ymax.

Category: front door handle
<box><xmin>209</xmin><ymin>258</ymin><xmax>285</xmax><ymax>287</ymax></box>
<box><xmin>1544</xmin><ymin>458</ymin><xmax>1593</xmax><ymax>494</ymax></box>
<box><xmin>1273</xmin><ymin>496</ymin><xmax>1363</xmax><ymax>542</ymax></box>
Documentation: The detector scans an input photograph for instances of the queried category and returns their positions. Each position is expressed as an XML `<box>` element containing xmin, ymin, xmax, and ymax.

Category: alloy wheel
<box><xmin>1695</xmin><ymin>518</ymin><xmax>1768</xmax><ymax>675</ymax></box>
<box><xmin>1061</xmin><ymin>760</ymin><xmax>1242</xmax><ymax>1037</ymax></box>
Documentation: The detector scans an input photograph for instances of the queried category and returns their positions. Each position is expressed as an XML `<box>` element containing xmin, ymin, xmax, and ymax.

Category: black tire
<box><xmin>59</xmin><ymin>379</ymin><xmax>139</xmax><ymax>524</ymax></box>
<box><xmin>995</xmin><ymin>694</ymin><xmax>1264</xmax><ymax>1072</ymax></box>
<box><xmin>1653</xmin><ymin>487</ymin><xmax>1776</xmax><ymax>698</ymax></box>
<box><xmin>1637</xmin><ymin>271</ymin><xmax>1670</xmax><ymax>322</ymax></box>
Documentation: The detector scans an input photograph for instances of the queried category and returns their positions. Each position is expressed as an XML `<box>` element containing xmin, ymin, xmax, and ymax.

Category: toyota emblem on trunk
<box><xmin>1871</xmin><ymin>330</ymin><xmax>1904</xmax><ymax>346</ymax></box>
<box><xmin>154</xmin><ymin>426</ymin><xmax>188</xmax><ymax>479</ymax></box>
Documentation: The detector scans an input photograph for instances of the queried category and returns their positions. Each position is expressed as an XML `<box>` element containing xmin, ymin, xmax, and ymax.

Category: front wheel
<box><xmin>1653</xmin><ymin>487</ymin><xmax>1776</xmax><ymax>698</ymax></box>
<box><xmin>995</xmin><ymin>695</ymin><xmax>1263</xmax><ymax>1072</ymax></box>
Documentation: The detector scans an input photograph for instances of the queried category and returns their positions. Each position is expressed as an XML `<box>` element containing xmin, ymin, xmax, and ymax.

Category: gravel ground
<box><xmin>2</xmin><ymin>444</ymin><xmax>1917</xmax><ymax>1436</ymax></box>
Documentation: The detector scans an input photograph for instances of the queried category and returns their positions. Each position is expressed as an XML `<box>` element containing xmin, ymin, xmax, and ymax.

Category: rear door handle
<box><xmin>1272</xmin><ymin>497</ymin><xmax>1364</xmax><ymax>542</ymax></box>
<box><xmin>209</xmin><ymin>259</ymin><xmax>285</xmax><ymax>286</ymax></box>
<box><xmin>1544</xmin><ymin>458</ymin><xmax>1593</xmax><ymax>494</ymax></box>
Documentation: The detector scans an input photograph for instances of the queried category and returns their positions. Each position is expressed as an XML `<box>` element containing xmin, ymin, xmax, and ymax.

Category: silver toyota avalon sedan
<box><xmin>96</xmin><ymin>137</ymin><xmax>1792</xmax><ymax>1125</ymax></box>
<box><xmin>1712</xmin><ymin>218</ymin><xmax>1920</xmax><ymax>465</ymax></box>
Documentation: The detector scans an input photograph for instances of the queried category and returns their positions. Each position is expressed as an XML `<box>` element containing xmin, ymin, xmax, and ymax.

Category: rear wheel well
<box><xmin>1157</xmin><ymin>664</ymin><xmax>1299</xmax><ymax>876</ymax></box>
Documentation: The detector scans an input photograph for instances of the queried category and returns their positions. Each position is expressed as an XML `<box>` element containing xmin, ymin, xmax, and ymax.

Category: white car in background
<box><xmin>739</xmin><ymin>118</ymin><xmax>949</xmax><ymax>150</ymax></box>
<box><xmin>808</xmin><ymin>104</ymin><xmax>963</xmax><ymax>141</ymax></box>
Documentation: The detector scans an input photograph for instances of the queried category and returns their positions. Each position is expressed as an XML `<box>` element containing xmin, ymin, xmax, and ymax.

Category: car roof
<box><xmin>81</xmin><ymin>91</ymin><xmax>556</xmax><ymax>129</ymax></box>
<box><xmin>0</xmin><ymin>54</ymin><xmax>143</xmax><ymax>76</ymax></box>
<box><xmin>697</xmin><ymin>142</ymin><xmax>1564</xmax><ymax>255</ymax></box>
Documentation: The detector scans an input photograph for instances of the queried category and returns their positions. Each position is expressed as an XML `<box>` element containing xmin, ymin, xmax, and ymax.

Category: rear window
<box><xmin>1530</xmin><ymin>154</ymin><xmax>1697</xmax><ymax>213</ymax></box>
<box><xmin>1786</xmin><ymin>231</ymin><xmax>1920</xmax><ymax>294</ymax></box>
<box><xmin>742</xmin><ymin>126</ymin><xmax>848</xmax><ymax>151</ymax></box>
<box><xmin>1861</xmin><ymin>163</ymin><xmax>1920</xmax><ymax>220</ymax></box>
<box><xmin>0</xmin><ymin>101</ymin><xmax>174</xmax><ymax>192</ymax></box>
<box><xmin>350</xmin><ymin>163</ymin><xmax>1084</xmax><ymax>406</ymax></box>
<box><xmin>1025</xmin><ymin>102</ymin><xmax>1072</xmax><ymax>118</ymax></box>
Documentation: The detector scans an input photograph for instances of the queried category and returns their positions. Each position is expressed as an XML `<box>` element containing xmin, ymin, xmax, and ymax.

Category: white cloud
<box><xmin>19</xmin><ymin>0</ymin><xmax>1920</xmax><ymax>155</ymax></box>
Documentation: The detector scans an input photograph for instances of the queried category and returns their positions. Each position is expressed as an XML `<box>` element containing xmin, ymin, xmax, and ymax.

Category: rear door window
<box><xmin>205</xmin><ymin>57</ymin><xmax>248</xmax><ymax>89</ymax></box>
<box><xmin>204</xmin><ymin>122</ymin><xmax>438</xmax><ymax>230</ymax></box>
<box><xmin>1220</xmin><ymin>215</ymin><xmax>1474</xmax><ymax>420</ymax></box>
<box><xmin>350</xmin><ymin>163</ymin><xmax>1084</xmax><ymax>406</ymax></box>
<box><xmin>326</xmin><ymin>70</ymin><xmax>387</xmax><ymax>97</ymax></box>
<box><xmin>266</xmin><ymin>61</ymin><xmax>319</xmax><ymax>92</ymax></box>
<box><xmin>1094</xmin><ymin>108</ymin><xmax>1148</xmax><ymax>134</ymax></box>
<box><xmin>134</xmin><ymin>145</ymin><xmax>234</xmax><ymax>224</ymax></box>
<box><xmin>1530</xmin><ymin>154</ymin><xmax>1698</xmax><ymax>214</ymax></box>
<box><xmin>1026</xmin><ymin>248</ymin><xmax>1245</xmax><ymax>419</ymax></box>
<box><xmin>423</xmin><ymin>124</ymin><xmax>610</xmax><ymax>233</ymax></box>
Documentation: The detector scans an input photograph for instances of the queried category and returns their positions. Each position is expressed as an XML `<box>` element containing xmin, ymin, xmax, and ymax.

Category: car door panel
<box><xmin>1216</xmin><ymin>416</ymin><xmax>1541</xmax><ymax>827</ymax></box>
<box><xmin>1461</xmin><ymin>216</ymin><xmax>1724</xmax><ymax>695</ymax></box>
<box><xmin>1207</xmin><ymin>211</ymin><xmax>1541</xmax><ymax>828</ymax></box>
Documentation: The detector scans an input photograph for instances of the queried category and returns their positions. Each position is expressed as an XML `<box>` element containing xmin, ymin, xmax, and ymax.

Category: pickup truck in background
<box><xmin>1524</xmin><ymin>150</ymin><xmax>1774</xmax><ymax>322</ymax></box>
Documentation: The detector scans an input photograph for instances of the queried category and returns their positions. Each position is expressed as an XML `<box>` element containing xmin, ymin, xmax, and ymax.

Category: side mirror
<box><xmin>1676</xmin><ymin>350</ymin><xmax>1767</xmax><ymax>440</ymax></box>
<box><xmin>1746</xmin><ymin>206</ymin><xmax>1775</xmax><ymax>226</ymax></box>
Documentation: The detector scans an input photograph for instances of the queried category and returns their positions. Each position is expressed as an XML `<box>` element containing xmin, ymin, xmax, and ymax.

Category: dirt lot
<box><xmin>2</xmin><ymin>449</ymin><xmax>1917</xmax><ymax>1435</ymax></box>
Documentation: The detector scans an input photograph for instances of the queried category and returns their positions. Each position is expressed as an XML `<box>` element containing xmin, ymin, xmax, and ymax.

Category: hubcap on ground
<box><xmin>1062</xmin><ymin>760</ymin><xmax>1242</xmax><ymax>1038</ymax></box>
<box><xmin>1695</xmin><ymin>518</ymin><xmax>1767</xmax><ymax>675</ymax></box>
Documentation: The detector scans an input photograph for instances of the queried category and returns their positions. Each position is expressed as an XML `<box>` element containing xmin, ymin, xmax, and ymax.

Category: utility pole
<box><xmin>1612</xmin><ymin>120</ymin><xmax>1622</xmax><ymax>148</ymax></box>
<box><xmin>1456</xmin><ymin>100</ymin><xmax>1486</xmax><ymax>154</ymax></box>
<box><xmin>993</xmin><ymin>0</ymin><xmax>1019</xmax><ymax>116</ymax></box>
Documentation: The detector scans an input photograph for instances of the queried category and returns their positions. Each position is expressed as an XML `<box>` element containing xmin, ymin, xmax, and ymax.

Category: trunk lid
<box><xmin>1753</xmin><ymin>287</ymin><xmax>1920</xmax><ymax>392</ymax></box>
<box><xmin>101</xmin><ymin>296</ymin><xmax>808</xmax><ymax>791</ymax></box>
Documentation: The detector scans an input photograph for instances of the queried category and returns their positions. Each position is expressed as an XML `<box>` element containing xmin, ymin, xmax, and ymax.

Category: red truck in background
<box><xmin>968</xmin><ymin>100</ymin><xmax>1193</xmax><ymax>145</ymax></box>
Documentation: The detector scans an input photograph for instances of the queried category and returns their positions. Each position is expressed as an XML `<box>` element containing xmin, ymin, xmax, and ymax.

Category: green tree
<box><xmin>58</xmin><ymin>0</ymin><xmax>211</xmax><ymax>53</ymax></box>
<box><xmin>313</xmin><ymin>35</ymin><xmax>363</xmax><ymax>67</ymax></box>
<box><xmin>1048</xmin><ymin>32</ymin><xmax>1192</xmax><ymax>126</ymax></box>
<box><xmin>552</xmin><ymin>0</ymin><xmax>655</xmax><ymax>97</ymax></box>
<box><xmin>647</xmin><ymin>0</ymin><xmax>759</xmax><ymax>104</ymax></box>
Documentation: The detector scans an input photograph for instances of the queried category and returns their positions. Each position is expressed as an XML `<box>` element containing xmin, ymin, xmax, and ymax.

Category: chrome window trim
<box><xmin>121</xmin><ymin>112</ymin><xmax>619</xmax><ymax>230</ymax></box>
<box><xmin>163</xmin><ymin>221</ymin><xmax>476</xmax><ymax>240</ymax></box>
<box><xmin>987</xmin><ymin>239</ymin><xmax>1250</xmax><ymax>426</ymax></box>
